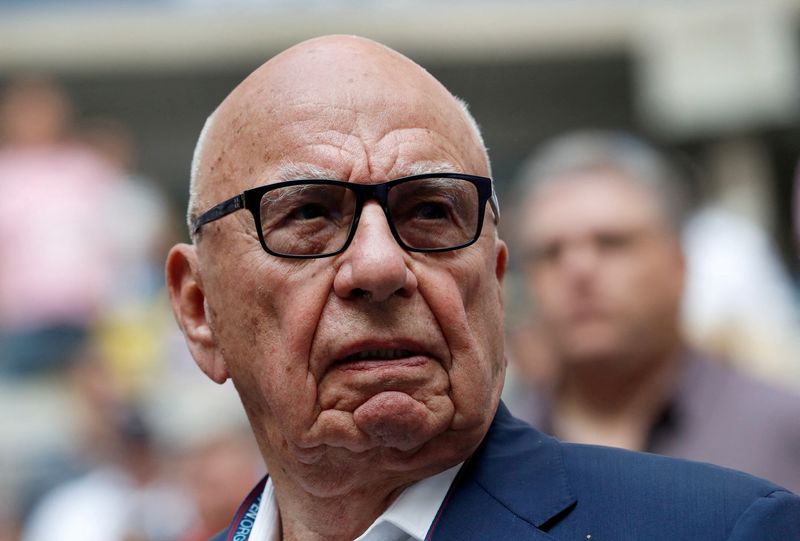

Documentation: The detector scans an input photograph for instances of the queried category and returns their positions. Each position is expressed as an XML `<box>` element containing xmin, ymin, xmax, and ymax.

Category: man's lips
<box><xmin>568</xmin><ymin>303</ymin><xmax>610</xmax><ymax>323</ymax></box>
<box><xmin>329</xmin><ymin>342</ymin><xmax>435</xmax><ymax>371</ymax></box>
<box><xmin>340</xmin><ymin>348</ymin><xmax>417</xmax><ymax>363</ymax></box>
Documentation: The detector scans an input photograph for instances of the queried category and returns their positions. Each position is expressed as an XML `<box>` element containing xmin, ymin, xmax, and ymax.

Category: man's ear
<box><xmin>495</xmin><ymin>239</ymin><xmax>508</xmax><ymax>283</ymax></box>
<box><xmin>166</xmin><ymin>243</ymin><xmax>229</xmax><ymax>383</ymax></box>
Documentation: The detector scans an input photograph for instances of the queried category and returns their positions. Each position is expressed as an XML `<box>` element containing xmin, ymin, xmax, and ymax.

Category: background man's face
<box><xmin>185</xmin><ymin>40</ymin><xmax>508</xmax><ymax>495</ymax></box>
<box><xmin>520</xmin><ymin>170</ymin><xmax>684</xmax><ymax>369</ymax></box>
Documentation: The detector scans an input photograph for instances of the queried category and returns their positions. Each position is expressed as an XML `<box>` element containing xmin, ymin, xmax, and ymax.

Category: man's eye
<box><xmin>530</xmin><ymin>244</ymin><xmax>560</xmax><ymax>265</ymax></box>
<box><xmin>413</xmin><ymin>201</ymin><xmax>448</xmax><ymax>220</ymax></box>
<box><xmin>290</xmin><ymin>203</ymin><xmax>329</xmax><ymax>221</ymax></box>
<box><xmin>597</xmin><ymin>233</ymin><xmax>634</xmax><ymax>250</ymax></box>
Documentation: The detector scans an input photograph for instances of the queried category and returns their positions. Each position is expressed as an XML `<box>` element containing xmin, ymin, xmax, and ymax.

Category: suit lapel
<box><xmin>427</xmin><ymin>403</ymin><xmax>576</xmax><ymax>540</ymax></box>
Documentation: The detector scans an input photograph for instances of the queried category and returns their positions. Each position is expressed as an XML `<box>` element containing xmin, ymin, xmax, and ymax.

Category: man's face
<box><xmin>169</xmin><ymin>38</ymin><xmax>507</xmax><ymax>496</ymax></box>
<box><xmin>520</xmin><ymin>170</ymin><xmax>684</xmax><ymax>369</ymax></box>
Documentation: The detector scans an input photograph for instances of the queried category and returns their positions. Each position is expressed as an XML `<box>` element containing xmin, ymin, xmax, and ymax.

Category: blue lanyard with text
<box><xmin>226</xmin><ymin>476</ymin><xmax>268</xmax><ymax>541</ymax></box>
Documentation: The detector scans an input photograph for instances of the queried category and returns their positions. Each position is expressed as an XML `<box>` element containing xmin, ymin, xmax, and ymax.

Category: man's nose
<box><xmin>560</xmin><ymin>241</ymin><xmax>599</xmax><ymax>280</ymax></box>
<box><xmin>332</xmin><ymin>202</ymin><xmax>418</xmax><ymax>302</ymax></box>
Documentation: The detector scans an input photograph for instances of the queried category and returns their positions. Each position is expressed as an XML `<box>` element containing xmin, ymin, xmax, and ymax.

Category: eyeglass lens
<box><xmin>258</xmin><ymin>177</ymin><xmax>481</xmax><ymax>256</ymax></box>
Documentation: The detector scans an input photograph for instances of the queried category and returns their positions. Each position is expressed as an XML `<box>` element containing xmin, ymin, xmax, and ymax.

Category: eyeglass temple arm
<box><xmin>489</xmin><ymin>190</ymin><xmax>500</xmax><ymax>224</ymax></box>
<box><xmin>191</xmin><ymin>194</ymin><xmax>245</xmax><ymax>236</ymax></box>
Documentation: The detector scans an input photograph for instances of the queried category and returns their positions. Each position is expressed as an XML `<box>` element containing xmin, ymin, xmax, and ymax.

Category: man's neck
<box><xmin>270</xmin><ymin>469</ymin><xmax>410</xmax><ymax>541</ymax></box>
<box><xmin>552</xmin><ymin>345</ymin><xmax>682</xmax><ymax>451</ymax></box>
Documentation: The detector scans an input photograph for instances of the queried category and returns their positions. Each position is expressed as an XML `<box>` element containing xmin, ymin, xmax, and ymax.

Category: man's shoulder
<box><xmin>439</xmin><ymin>404</ymin><xmax>800</xmax><ymax>540</ymax></box>
<box><xmin>562</xmin><ymin>439</ymin><xmax>787</xmax><ymax>500</ymax></box>
<box><xmin>481</xmin><ymin>403</ymin><xmax>794</xmax><ymax>499</ymax></box>
<box><xmin>557</xmin><ymin>442</ymin><xmax>800</xmax><ymax>540</ymax></box>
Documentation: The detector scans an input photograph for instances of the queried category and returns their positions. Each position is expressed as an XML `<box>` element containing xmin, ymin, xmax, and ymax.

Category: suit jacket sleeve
<box><xmin>726</xmin><ymin>489</ymin><xmax>800</xmax><ymax>540</ymax></box>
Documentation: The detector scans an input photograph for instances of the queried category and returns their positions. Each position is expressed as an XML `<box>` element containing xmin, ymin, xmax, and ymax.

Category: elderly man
<box><xmin>167</xmin><ymin>37</ymin><xmax>799</xmax><ymax>540</ymax></box>
<box><xmin>511</xmin><ymin>131</ymin><xmax>800</xmax><ymax>493</ymax></box>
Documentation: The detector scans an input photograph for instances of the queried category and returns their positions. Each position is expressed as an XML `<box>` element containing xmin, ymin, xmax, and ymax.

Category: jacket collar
<box><xmin>427</xmin><ymin>402</ymin><xmax>577</xmax><ymax>539</ymax></box>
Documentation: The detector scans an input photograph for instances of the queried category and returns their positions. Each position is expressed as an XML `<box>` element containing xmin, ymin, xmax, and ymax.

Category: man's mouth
<box><xmin>330</xmin><ymin>344</ymin><xmax>433</xmax><ymax>371</ymax></box>
<box><xmin>340</xmin><ymin>349</ymin><xmax>417</xmax><ymax>363</ymax></box>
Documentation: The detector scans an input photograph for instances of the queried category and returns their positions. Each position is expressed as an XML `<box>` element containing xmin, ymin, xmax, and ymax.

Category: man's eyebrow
<box><xmin>269</xmin><ymin>161</ymin><xmax>463</xmax><ymax>183</ymax></box>
<box><xmin>405</xmin><ymin>161</ymin><xmax>461</xmax><ymax>177</ymax></box>
<box><xmin>272</xmin><ymin>162</ymin><xmax>340</xmax><ymax>182</ymax></box>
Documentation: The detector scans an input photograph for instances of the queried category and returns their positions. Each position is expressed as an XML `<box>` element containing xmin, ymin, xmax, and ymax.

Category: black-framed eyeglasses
<box><xmin>191</xmin><ymin>172</ymin><xmax>500</xmax><ymax>259</ymax></box>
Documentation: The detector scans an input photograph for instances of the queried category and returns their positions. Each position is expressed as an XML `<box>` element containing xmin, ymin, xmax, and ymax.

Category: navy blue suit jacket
<box><xmin>213</xmin><ymin>403</ymin><xmax>800</xmax><ymax>540</ymax></box>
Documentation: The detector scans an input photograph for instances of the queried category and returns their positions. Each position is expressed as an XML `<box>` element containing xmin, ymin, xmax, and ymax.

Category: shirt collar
<box><xmin>356</xmin><ymin>463</ymin><xmax>462</xmax><ymax>540</ymax></box>
<box><xmin>250</xmin><ymin>463</ymin><xmax>463</xmax><ymax>541</ymax></box>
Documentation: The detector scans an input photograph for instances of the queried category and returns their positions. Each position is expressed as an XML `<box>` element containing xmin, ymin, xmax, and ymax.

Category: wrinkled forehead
<box><xmin>197</xmin><ymin>38</ymin><xmax>482</xmax><ymax>200</ymax></box>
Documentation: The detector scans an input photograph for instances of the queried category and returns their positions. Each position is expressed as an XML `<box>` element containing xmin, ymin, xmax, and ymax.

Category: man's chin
<box><xmin>284</xmin><ymin>425</ymin><xmax>475</xmax><ymax>499</ymax></box>
<box><xmin>288</xmin><ymin>391</ymin><xmax>455</xmax><ymax>461</ymax></box>
<box><xmin>352</xmin><ymin>391</ymin><xmax>454</xmax><ymax>451</ymax></box>
<box><xmin>559</xmin><ymin>334</ymin><xmax>626</xmax><ymax>368</ymax></box>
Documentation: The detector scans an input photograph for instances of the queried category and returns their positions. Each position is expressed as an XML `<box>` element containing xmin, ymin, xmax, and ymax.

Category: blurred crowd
<box><xmin>0</xmin><ymin>75</ymin><xmax>798</xmax><ymax>541</ymax></box>
<box><xmin>0</xmin><ymin>77</ymin><xmax>263</xmax><ymax>541</ymax></box>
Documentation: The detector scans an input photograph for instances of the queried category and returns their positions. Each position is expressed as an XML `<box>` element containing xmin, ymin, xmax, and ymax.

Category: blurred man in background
<box><xmin>510</xmin><ymin>130</ymin><xmax>800</xmax><ymax>493</ymax></box>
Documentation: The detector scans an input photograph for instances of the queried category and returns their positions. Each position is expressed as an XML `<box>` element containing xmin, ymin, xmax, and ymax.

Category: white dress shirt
<box><xmin>249</xmin><ymin>463</ymin><xmax>463</xmax><ymax>541</ymax></box>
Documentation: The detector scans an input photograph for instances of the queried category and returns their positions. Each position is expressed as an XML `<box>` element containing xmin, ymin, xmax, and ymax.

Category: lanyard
<box><xmin>226</xmin><ymin>476</ymin><xmax>268</xmax><ymax>541</ymax></box>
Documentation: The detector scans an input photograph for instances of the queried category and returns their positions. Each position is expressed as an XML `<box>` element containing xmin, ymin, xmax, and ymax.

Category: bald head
<box><xmin>188</xmin><ymin>35</ymin><xmax>490</xmax><ymax>233</ymax></box>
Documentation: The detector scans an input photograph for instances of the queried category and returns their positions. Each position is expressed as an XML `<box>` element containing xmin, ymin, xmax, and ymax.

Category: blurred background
<box><xmin>0</xmin><ymin>1</ymin><xmax>798</xmax><ymax>539</ymax></box>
